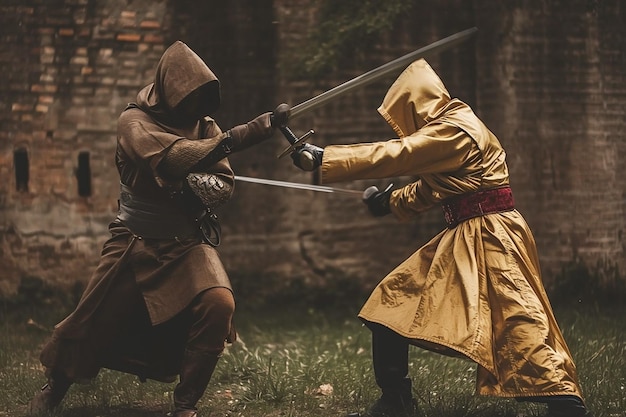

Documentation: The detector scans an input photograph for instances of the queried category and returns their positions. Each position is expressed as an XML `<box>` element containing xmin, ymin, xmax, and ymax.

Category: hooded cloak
<box><xmin>40</xmin><ymin>41</ymin><xmax>235</xmax><ymax>382</ymax></box>
<box><xmin>321</xmin><ymin>59</ymin><xmax>583</xmax><ymax>400</ymax></box>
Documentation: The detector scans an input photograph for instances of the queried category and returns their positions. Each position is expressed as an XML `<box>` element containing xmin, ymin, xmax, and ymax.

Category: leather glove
<box><xmin>228</xmin><ymin>103</ymin><xmax>291</xmax><ymax>151</ymax></box>
<box><xmin>228</xmin><ymin>112</ymin><xmax>274</xmax><ymax>152</ymax></box>
<box><xmin>291</xmin><ymin>143</ymin><xmax>324</xmax><ymax>171</ymax></box>
<box><xmin>362</xmin><ymin>184</ymin><xmax>393</xmax><ymax>217</ymax></box>
<box><xmin>270</xmin><ymin>103</ymin><xmax>291</xmax><ymax>128</ymax></box>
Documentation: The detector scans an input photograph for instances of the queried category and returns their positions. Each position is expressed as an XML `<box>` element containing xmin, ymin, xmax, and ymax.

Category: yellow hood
<box><xmin>378</xmin><ymin>59</ymin><xmax>451</xmax><ymax>137</ymax></box>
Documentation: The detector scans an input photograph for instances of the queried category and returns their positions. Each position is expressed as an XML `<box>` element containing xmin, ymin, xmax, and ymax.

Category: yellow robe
<box><xmin>321</xmin><ymin>59</ymin><xmax>583</xmax><ymax>400</ymax></box>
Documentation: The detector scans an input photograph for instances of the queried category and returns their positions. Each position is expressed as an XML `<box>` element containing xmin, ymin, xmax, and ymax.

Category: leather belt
<box><xmin>117</xmin><ymin>183</ymin><xmax>201</xmax><ymax>240</ymax></box>
<box><xmin>441</xmin><ymin>186</ymin><xmax>515</xmax><ymax>228</ymax></box>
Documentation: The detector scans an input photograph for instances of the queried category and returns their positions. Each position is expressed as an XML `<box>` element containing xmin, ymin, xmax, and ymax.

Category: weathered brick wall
<box><xmin>0</xmin><ymin>0</ymin><xmax>280</xmax><ymax>296</ymax></box>
<box><xmin>1</xmin><ymin>0</ymin><xmax>624</xmax><ymax>299</ymax></box>
<box><xmin>0</xmin><ymin>0</ymin><xmax>179</xmax><ymax>293</ymax></box>
<box><xmin>473</xmin><ymin>0</ymin><xmax>626</xmax><ymax>286</ymax></box>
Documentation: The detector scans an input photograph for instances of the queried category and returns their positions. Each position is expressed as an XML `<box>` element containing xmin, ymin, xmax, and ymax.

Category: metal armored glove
<box><xmin>185</xmin><ymin>173</ymin><xmax>232</xmax><ymax>210</ymax></box>
<box><xmin>362</xmin><ymin>184</ymin><xmax>394</xmax><ymax>217</ymax></box>
<box><xmin>291</xmin><ymin>143</ymin><xmax>324</xmax><ymax>171</ymax></box>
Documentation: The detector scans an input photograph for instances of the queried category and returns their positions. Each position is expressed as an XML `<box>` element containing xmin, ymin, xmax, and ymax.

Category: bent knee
<box><xmin>194</xmin><ymin>287</ymin><xmax>235</xmax><ymax>321</ymax></box>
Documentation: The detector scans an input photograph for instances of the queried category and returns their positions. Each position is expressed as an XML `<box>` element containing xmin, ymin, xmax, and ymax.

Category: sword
<box><xmin>276</xmin><ymin>27</ymin><xmax>478</xmax><ymax>158</ymax></box>
<box><xmin>234</xmin><ymin>175</ymin><xmax>363</xmax><ymax>197</ymax></box>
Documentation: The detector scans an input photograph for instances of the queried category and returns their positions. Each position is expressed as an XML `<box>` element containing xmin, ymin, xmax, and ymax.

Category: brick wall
<box><xmin>1</xmin><ymin>0</ymin><xmax>624</xmax><ymax>299</ymax></box>
<box><xmin>473</xmin><ymin>0</ymin><xmax>626</xmax><ymax>286</ymax></box>
<box><xmin>1</xmin><ymin>0</ymin><xmax>175</xmax><ymax>292</ymax></box>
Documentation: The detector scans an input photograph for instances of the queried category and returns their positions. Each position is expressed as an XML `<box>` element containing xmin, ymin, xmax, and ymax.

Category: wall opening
<box><xmin>76</xmin><ymin>151</ymin><xmax>92</xmax><ymax>197</ymax></box>
<box><xmin>14</xmin><ymin>148</ymin><xmax>29</xmax><ymax>192</ymax></box>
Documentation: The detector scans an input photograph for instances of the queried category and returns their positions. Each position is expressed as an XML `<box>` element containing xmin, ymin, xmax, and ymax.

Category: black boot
<box><xmin>348</xmin><ymin>324</ymin><xmax>416</xmax><ymax>417</ymax></box>
<box><xmin>349</xmin><ymin>378</ymin><xmax>415</xmax><ymax>417</ymax></box>
<box><xmin>28</xmin><ymin>370</ymin><xmax>72</xmax><ymax>415</ymax></box>
<box><xmin>546</xmin><ymin>396</ymin><xmax>593</xmax><ymax>417</ymax></box>
<box><xmin>172</xmin><ymin>349</ymin><xmax>221</xmax><ymax>417</ymax></box>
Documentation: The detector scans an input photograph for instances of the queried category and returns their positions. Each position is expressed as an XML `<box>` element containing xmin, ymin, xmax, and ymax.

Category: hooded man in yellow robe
<box><xmin>291</xmin><ymin>59</ymin><xmax>591</xmax><ymax>417</ymax></box>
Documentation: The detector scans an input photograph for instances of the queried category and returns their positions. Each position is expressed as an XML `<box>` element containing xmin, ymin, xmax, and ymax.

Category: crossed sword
<box><xmin>236</xmin><ymin>27</ymin><xmax>478</xmax><ymax>197</ymax></box>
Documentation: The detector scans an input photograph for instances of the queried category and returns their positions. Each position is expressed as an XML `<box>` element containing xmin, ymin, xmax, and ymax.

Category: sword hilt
<box><xmin>276</xmin><ymin>126</ymin><xmax>315</xmax><ymax>159</ymax></box>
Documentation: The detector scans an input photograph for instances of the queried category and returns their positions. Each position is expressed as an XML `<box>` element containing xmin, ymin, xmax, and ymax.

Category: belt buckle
<box><xmin>442</xmin><ymin>204</ymin><xmax>457</xmax><ymax>227</ymax></box>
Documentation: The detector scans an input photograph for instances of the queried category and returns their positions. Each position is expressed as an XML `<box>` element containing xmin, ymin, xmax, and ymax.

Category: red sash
<box><xmin>441</xmin><ymin>186</ymin><xmax>515</xmax><ymax>228</ymax></box>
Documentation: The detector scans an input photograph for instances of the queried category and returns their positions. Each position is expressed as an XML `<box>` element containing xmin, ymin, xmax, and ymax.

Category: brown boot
<box><xmin>28</xmin><ymin>371</ymin><xmax>72</xmax><ymax>415</ymax></box>
<box><xmin>172</xmin><ymin>350</ymin><xmax>221</xmax><ymax>416</ymax></box>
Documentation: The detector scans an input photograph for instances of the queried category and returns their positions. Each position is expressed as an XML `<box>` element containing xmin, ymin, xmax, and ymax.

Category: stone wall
<box><xmin>1</xmin><ymin>0</ymin><xmax>624</xmax><ymax>300</ymax></box>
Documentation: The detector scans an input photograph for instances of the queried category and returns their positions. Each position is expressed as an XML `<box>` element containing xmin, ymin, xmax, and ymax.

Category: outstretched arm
<box><xmin>160</xmin><ymin>103</ymin><xmax>291</xmax><ymax>177</ymax></box>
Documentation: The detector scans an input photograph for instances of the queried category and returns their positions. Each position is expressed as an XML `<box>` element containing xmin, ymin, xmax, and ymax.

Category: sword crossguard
<box><xmin>277</xmin><ymin>126</ymin><xmax>315</xmax><ymax>159</ymax></box>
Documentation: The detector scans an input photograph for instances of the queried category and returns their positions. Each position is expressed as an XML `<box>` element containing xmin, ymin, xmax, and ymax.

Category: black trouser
<box><xmin>368</xmin><ymin>323</ymin><xmax>412</xmax><ymax>402</ymax></box>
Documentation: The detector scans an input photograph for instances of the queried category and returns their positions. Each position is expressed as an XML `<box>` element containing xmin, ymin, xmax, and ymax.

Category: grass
<box><xmin>0</xmin><ymin>301</ymin><xmax>624</xmax><ymax>417</ymax></box>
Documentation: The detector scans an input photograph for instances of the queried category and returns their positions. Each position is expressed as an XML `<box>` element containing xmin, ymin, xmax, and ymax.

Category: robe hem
<box><xmin>358</xmin><ymin>314</ymin><xmax>496</xmax><ymax>376</ymax></box>
<box><xmin>358</xmin><ymin>315</ymin><xmax>583</xmax><ymax>400</ymax></box>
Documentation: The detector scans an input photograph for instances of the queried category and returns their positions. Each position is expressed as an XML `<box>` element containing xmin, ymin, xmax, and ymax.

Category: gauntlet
<box><xmin>185</xmin><ymin>173</ymin><xmax>233</xmax><ymax>210</ymax></box>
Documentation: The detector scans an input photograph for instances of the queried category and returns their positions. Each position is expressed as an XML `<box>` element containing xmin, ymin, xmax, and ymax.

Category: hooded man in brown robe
<box><xmin>28</xmin><ymin>41</ymin><xmax>290</xmax><ymax>417</ymax></box>
<box><xmin>291</xmin><ymin>59</ymin><xmax>591</xmax><ymax>417</ymax></box>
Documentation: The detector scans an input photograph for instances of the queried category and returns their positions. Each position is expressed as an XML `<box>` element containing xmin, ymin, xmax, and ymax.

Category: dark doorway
<box><xmin>14</xmin><ymin>148</ymin><xmax>29</xmax><ymax>192</ymax></box>
<box><xmin>77</xmin><ymin>151</ymin><xmax>92</xmax><ymax>197</ymax></box>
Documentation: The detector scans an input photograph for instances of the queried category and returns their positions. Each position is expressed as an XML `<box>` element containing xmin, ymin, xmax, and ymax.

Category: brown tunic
<box><xmin>40</xmin><ymin>41</ymin><xmax>235</xmax><ymax>382</ymax></box>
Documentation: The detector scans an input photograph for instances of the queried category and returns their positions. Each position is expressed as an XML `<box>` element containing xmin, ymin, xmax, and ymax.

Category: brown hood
<box><xmin>135</xmin><ymin>41</ymin><xmax>220</xmax><ymax>122</ymax></box>
<box><xmin>377</xmin><ymin>59</ymin><xmax>451</xmax><ymax>137</ymax></box>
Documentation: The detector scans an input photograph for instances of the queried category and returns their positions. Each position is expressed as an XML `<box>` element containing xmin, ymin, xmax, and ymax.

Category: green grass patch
<box><xmin>0</xmin><ymin>302</ymin><xmax>624</xmax><ymax>417</ymax></box>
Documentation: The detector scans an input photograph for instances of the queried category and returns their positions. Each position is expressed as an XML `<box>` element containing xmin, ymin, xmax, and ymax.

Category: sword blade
<box><xmin>234</xmin><ymin>175</ymin><xmax>362</xmax><ymax>197</ymax></box>
<box><xmin>290</xmin><ymin>27</ymin><xmax>478</xmax><ymax>119</ymax></box>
